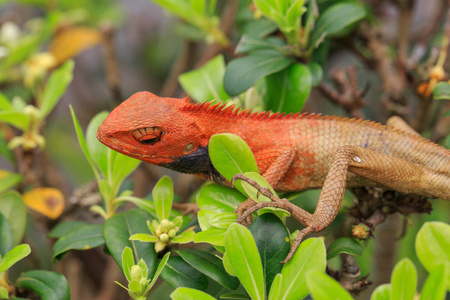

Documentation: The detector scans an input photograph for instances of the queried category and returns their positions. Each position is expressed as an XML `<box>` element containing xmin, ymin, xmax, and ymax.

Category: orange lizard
<box><xmin>97</xmin><ymin>91</ymin><xmax>450</xmax><ymax>262</ymax></box>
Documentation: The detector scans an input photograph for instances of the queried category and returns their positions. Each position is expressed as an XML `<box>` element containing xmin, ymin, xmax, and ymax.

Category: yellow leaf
<box><xmin>49</xmin><ymin>26</ymin><xmax>103</xmax><ymax>65</ymax></box>
<box><xmin>23</xmin><ymin>187</ymin><xmax>64</xmax><ymax>219</ymax></box>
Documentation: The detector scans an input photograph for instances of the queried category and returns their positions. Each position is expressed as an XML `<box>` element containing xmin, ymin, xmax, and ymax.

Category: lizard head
<box><xmin>97</xmin><ymin>91</ymin><xmax>208</xmax><ymax>166</ymax></box>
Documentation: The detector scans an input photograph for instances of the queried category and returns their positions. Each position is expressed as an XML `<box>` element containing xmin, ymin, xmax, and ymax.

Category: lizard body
<box><xmin>97</xmin><ymin>91</ymin><xmax>450</xmax><ymax>261</ymax></box>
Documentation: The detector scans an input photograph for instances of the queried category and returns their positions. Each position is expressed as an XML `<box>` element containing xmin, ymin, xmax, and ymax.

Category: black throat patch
<box><xmin>161</xmin><ymin>145</ymin><xmax>226</xmax><ymax>184</ymax></box>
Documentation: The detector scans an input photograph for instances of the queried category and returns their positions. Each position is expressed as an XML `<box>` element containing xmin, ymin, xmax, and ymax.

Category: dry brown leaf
<box><xmin>23</xmin><ymin>187</ymin><xmax>65</xmax><ymax>219</ymax></box>
<box><xmin>49</xmin><ymin>26</ymin><xmax>103</xmax><ymax>65</ymax></box>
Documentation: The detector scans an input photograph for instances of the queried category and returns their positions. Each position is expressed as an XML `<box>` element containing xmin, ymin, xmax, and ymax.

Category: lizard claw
<box><xmin>281</xmin><ymin>226</ymin><xmax>315</xmax><ymax>264</ymax></box>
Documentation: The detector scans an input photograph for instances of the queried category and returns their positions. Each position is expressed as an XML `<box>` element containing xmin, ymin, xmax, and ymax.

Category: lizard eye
<box><xmin>133</xmin><ymin>127</ymin><xmax>163</xmax><ymax>145</ymax></box>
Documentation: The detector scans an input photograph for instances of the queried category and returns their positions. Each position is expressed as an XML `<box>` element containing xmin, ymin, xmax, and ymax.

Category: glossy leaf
<box><xmin>153</xmin><ymin>176</ymin><xmax>174</xmax><ymax>221</ymax></box>
<box><xmin>209</xmin><ymin>213</ymin><xmax>237</xmax><ymax>229</ymax></box>
<box><xmin>225</xmin><ymin>223</ymin><xmax>265</xmax><ymax>300</ymax></box>
<box><xmin>103</xmin><ymin>209</ymin><xmax>157</xmax><ymax>277</ymax></box>
<box><xmin>111</xmin><ymin>150</ymin><xmax>141</xmax><ymax>187</ymax></box>
<box><xmin>193</xmin><ymin>228</ymin><xmax>226</xmax><ymax>246</ymax></box>
<box><xmin>70</xmin><ymin>106</ymin><xmax>100</xmax><ymax>180</ymax></box>
<box><xmin>39</xmin><ymin>60</ymin><xmax>74</xmax><ymax>119</ymax></box>
<box><xmin>48</xmin><ymin>221</ymin><xmax>89</xmax><ymax>238</ymax></box>
<box><xmin>311</xmin><ymin>3</ymin><xmax>366</xmax><ymax>47</ymax></box>
<box><xmin>122</xmin><ymin>247</ymin><xmax>134</xmax><ymax>281</ymax></box>
<box><xmin>327</xmin><ymin>237</ymin><xmax>363</xmax><ymax>260</ymax></box>
<box><xmin>278</xmin><ymin>238</ymin><xmax>327</xmax><ymax>300</ymax></box>
<box><xmin>306</xmin><ymin>270</ymin><xmax>353</xmax><ymax>300</ymax></box>
<box><xmin>415</xmin><ymin>221</ymin><xmax>450</xmax><ymax>287</ymax></box>
<box><xmin>419</xmin><ymin>264</ymin><xmax>447</xmax><ymax>300</ymax></box>
<box><xmin>16</xmin><ymin>270</ymin><xmax>70</xmax><ymax>300</ymax></box>
<box><xmin>196</xmin><ymin>184</ymin><xmax>245</xmax><ymax>213</ymax></box>
<box><xmin>197</xmin><ymin>210</ymin><xmax>217</xmax><ymax>231</ymax></box>
<box><xmin>23</xmin><ymin>187</ymin><xmax>64</xmax><ymax>219</ymax></box>
<box><xmin>170</xmin><ymin>287</ymin><xmax>216</xmax><ymax>300</ymax></box>
<box><xmin>268</xmin><ymin>273</ymin><xmax>283</xmax><ymax>300</ymax></box>
<box><xmin>177</xmin><ymin>249</ymin><xmax>239</xmax><ymax>290</ymax></box>
<box><xmin>433</xmin><ymin>81</ymin><xmax>450</xmax><ymax>100</ymax></box>
<box><xmin>239</xmin><ymin>172</ymin><xmax>277</xmax><ymax>203</ymax></box>
<box><xmin>307</xmin><ymin>62</ymin><xmax>323</xmax><ymax>86</ymax></box>
<box><xmin>265</xmin><ymin>63</ymin><xmax>312</xmax><ymax>113</ymax></box>
<box><xmin>86</xmin><ymin>111</ymin><xmax>110</xmax><ymax>176</ymax></box>
<box><xmin>171</xmin><ymin>230</ymin><xmax>195</xmax><ymax>244</ymax></box>
<box><xmin>0</xmin><ymin>191</ymin><xmax>26</xmax><ymax>247</ymax></box>
<box><xmin>179</xmin><ymin>55</ymin><xmax>229</xmax><ymax>102</ymax></box>
<box><xmin>370</xmin><ymin>284</ymin><xmax>391</xmax><ymax>300</ymax></box>
<box><xmin>209</xmin><ymin>133</ymin><xmax>258</xmax><ymax>195</ymax></box>
<box><xmin>0</xmin><ymin>111</ymin><xmax>29</xmax><ymax>131</ymax></box>
<box><xmin>224</xmin><ymin>52</ymin><xmax>294</xmax><ymax>96</ymax></box>
<box><xmin>390</xmin><ymin>258</ymin><xmax>417</xmax><ymax>300</ymax></box>
<box><xmin>0</xmin><ymin>171</ymin><xmax>22</xmax><ymax>194</ymax></box>
<box><xmin>0</xmin><ymin>91</ymin><xmax>13</xmax><ymax>111</ymax></box>
<box><xmin>0</xmin><ymin>213</ymin><xmax>12</xmax><ymax>255</ymax></box>
<box><xmin>236</xmin><ymin>36</ymin><xmax>286</xmax><ymax>54</ymax></box>
<box><xmin>249</xmin><ymin>213</ymin><xmax>290</xmax><ymax>291</ymax></box>
<box><xmin>129</xmin><ymin>233</ymin><xmax>158</xmax><ymax>242</ymax></box>
<box><xmin>52</xmin><ymin>224</ymin><xmax>105</xmax><ymax>260</ymax></box>
<box><xmin>0</xmin><ymin>244</ymin><xmax>31</xmax><ymax>273</ymax></box>
<box><xmin>161</xmin><ymin>256</ymin><xmax>208</xmax><ymax>290</ymax></box>
<box><xmin>147</xmin><ymin>252</ymin><xmax>170</xmax><ymax>291</ymax></box>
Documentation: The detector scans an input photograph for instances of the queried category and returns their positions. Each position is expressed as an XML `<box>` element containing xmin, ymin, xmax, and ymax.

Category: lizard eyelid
<box><xmin>133</xmin><ymin>127</ymin><xmax>162</xmax><ymax>145</ymax></box>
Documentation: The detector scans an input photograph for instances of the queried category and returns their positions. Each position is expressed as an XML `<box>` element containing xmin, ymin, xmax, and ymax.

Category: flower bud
<box><xmin>160</xmin><ymin>219</ymin><xmax>171</xmax><ymax>232</ymax></box>
<box><xmin>155</xmin><ymin>241</ymin><xmax>166</xmax><ymax>253</ymax></box>
<box><xmin>130</xmin><ymin>265</ymin><xmax>142</xmax><ymax>281</ymax></box>
<box><xmin>168</xmin><ymin>229</ymin><xmax>177</xmax><ymax>238</ymax></box>
<box><xmin>159</xmin><ymin>233</ymin><xmax>169</xmax><ymax>243</ymax></box>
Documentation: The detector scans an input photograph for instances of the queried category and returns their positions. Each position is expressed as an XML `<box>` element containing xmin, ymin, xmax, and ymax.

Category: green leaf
<box><xmin>197</xmin><ymin>210</ymin><xmax>217</xmax><ymax>231</ymax></box>
<box><xmin>415</xmin><ymin>221</ymin><xmax>450</xmax><ymax>286</ymax></box>
<box><xmin>0</xmin><ymin>213</ymin><xmax>12</xmax><ymax>256</ymax></box>
<box><xmin>39</xmin><ymin>60</ymin><xmax>74</xmax><ymax>119</ymax></box>
<box><xmin>370</xmin><ymin>284</ymin><xmax>391</xmax><ymax>300</ymax></box>
<box><xmin>390</xmin><ymin>258</ymin><xmax>417</xmax><ymax>300</ymax></box>
<box><xmin>170</xmin><ymin>287</ymin><xmax>216</xmax><ymax>300</ymax></box>
<box><xmin>122</xmin><ymin>247</ymin><xmax>134</xmax><ymax>282</ymax></box>
<box><xmin>239</xmin><ymin>172</ymin><xmax>277</xmax><ymax>203</ymax></box>
<box><xmin>0</xmin><ymin>111</ymin><xmax>29</xmax><ymax>131</ymax></box>
<box><xmin>279</xmin><ymin>238</ymin><xmax>327</xmax><ymax>300</ymax></box>
<box><xmin>0</xmin><ymin>286</ymin><xmax>7</xmax><ymax>299</ymax></box>
<box><xmin>209</xmin><ymin>133</ymin><xmax>259</xmax><ymax>195</ymax></box>
<box><xmin>111</xmin><ymin>151</ymin><xmax>141</xmax><ymax>188</ymax></box>
<box><xmin>171</xmin><ymin>230</ymin><xmax>195</xmax><ymax>244</ymax></box>
<box><xmin>224</xmin><ymin>53</ymin><xmax>294</xmax><ymax>96</ymax></box>
<box><xmin>265</xmin><ymin>63</ymin><xmax>311</xmax><ymax>113</ymax></box>
<box><xmin>0</xmin><ymin>130</ymin><xmax>14</xmax><ymax>162</ymax></box>
<box><xmin>193</xmin><ymin>228</ymin><xmax>227</xmax><ymax>246</ymax></box>
<box><xmin>179</xmin><ymin>55</ymin><xmax>229</xmax><ymax>102</ymax></box>
<box><xmin>47</xmin><ymin>221</ymin><xmax>89</xmax><ymax>238</ymax></box>
<box><xmin>0</xmin><ymin>91</ymin><xmax>13</xmax><ymax>111</ymax></box>
<box><xmin>0</xmin><ymin>172</ymin><xmax>23</xmax><ymax>194</ymax></box>
<box><xmin>248</xmin><ymin>213</ymin><xmax>290</xmax><ymax>291</ymax></box>
<box><xmin>419</xmin><ymin>264</ymin><xmax>447</xmax><ymax>300</ymax></box>
<box><xmin>129</xmin><ymin>233</ymin><xmax>159</xmax><ymax>242</ymax></box>
<box><xmin>268</xmin><ymin>273</ymin><xmax>283</xmax><ymax>300</ymax></box>
<box><xmin>70</xmin><ymin>106</ymin><xmax>100</xmax><ymax>180</ymax></box>
<box><xmin>306</xmin><ymin>270</ymin><xmax>353</xmax><ymax>300</ymax></box>
<box><xmin>153</xmin><ymin>176</ymin><xmax>174</xmax><ymax>221</ymax></box>
<box><xmin>0</xmin><ymin>191</ymin><xmax>26</xmax><ymax>247</ymax></box>
<box><xmin>327</xmin><ymin>237</ymin><xmax>363</xmax><ymax>260</ymax></box>
<box><xmin>52</xmin><ymin>224</ymin><xmax>105</xmax><ymax>260</ymax></box>
<box><xmin>147</xmin><ymin>252</ymin><xmax>170</xmax><ymax>291</ymax></box>
<box><xmin>16</xmin><ymin>270</ymin><xmax>70</xmax><ymax>300</ymax></box>
<box><xmin>161</xmin><ymin>256</ymin><xmax>208</xmax><ymax>290</ymax></box>
<box><xmin>0</xmin><ymin>244</ymin><xmax>31</xmax><ymax>273</ymax></box>
<box><xmin>196</xmin><ymin>184</ymin><xmax>245</xmax><ymax>213</ymax></box>
<box><xmin>307</xmin><ymin>62</ymin><xmax>323</xmax><ymax>87</ymax></box>
<box><xmin>103</xmin><ymin>209</ymin><xmax>157</xmax><ymax>278</ymax></box>
<box><xmin>236</xmin><ymin>36</ymin><xmax>286</xmax><ymax>54</ymax></box>
<box><xmin>311</xmin><ymin>3</ymin><xmax>366</xmax><ymax>48</ymax></box>
<box><xmin>209</xmin><ymin>213</ymin><xmax>237</xmax><ymax>229</ymax></box>
<box><xmin>177</xmin><ymin>249</ymin><xmax>239</xmax><ymax>290</ymax></box>
<box><xmin>225</xmin><ymin>223</ymin><xmax>265</xmax><ymax>300</ymax></box>
<box><xmin>86</xmin><ymin>111</ymin><xmax>110</xmax><ymax>177</ymax></box>
<box><xmin>432</xmin><ymin>81</ymin><xmax>450</xmax><ymax>100</ymax></box>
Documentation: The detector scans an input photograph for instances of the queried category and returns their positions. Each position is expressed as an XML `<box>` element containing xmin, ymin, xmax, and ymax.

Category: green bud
<box><xmin>130</xmin><ymin>265</ymin><xmax>142</xmax><ymax>281</ymax></box>
<box><xmin>160</xmin><ymin>219</ymin><xmax>171</xmax><ymax>232</ymax></box>
<box><xmin>139</xmin><ymin>277</ymin><xmax>148</xmax><ymax>290</ymax></box>
<box><xmin>168</xmin><ymin>229</ymin><xmax>177</xmax><ymax>238</ymax></box>
<box><xmin>155</xmin><ymin>226</ymin><xmax>162</xmax><ymax>237</ymax></box>
<box><xmin>160</xmin><ymin>233</ymin><xmax>169</xmax><ymax>243</ymax></box>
